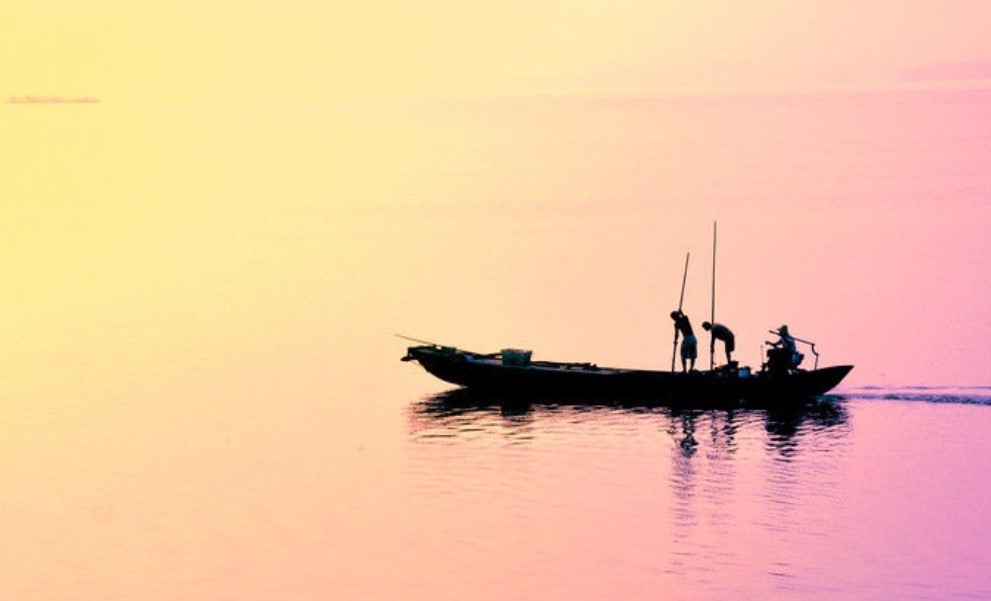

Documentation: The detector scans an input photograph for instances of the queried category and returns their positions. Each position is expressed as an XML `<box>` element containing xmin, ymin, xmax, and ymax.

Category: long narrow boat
<box><xmin>402</xmin><ymin>343</ymin><xmax>853</xmax><ymax>404</ymax></box>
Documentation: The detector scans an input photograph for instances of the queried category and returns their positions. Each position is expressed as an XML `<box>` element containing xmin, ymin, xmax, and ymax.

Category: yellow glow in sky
<box><xmin>3</xmin><ymin>1</ymin><xmax>991</xmax><ymax>100</ymax></box>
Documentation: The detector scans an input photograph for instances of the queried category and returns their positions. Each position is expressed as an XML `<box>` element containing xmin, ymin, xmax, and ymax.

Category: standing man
<box><xmin>670</xmin><ymin>310</ymin><xmax>697</xmax><ymax>372</ymax></box>
<box><xmin>702</xmin><ymin>321</ymin><xmax>735</xmax><ymax>365</ymax></box>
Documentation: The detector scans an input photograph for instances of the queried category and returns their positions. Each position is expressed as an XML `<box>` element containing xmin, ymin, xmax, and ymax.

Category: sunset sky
<box><xmin>2</xmin><ymin>2</ymin><xmax>991</xmax><ymax>394</ymax></box>
<box><xmin>4</xmin><ymin>1</ymin><xmax>991</xmax><ymax>100</ymax></box>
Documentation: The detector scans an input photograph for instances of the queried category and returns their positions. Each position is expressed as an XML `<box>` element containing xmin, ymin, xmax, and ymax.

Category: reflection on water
<box><xmin>401</xmin><ymin>390</ymin><xmax>991</xmax><ymax>600</ymax></box>
<box><xmin>407</xmin><ymin>389</ymin><xmax>540</xmax><ymax>445</ymax></box>
<box><xmin>402</xmin><ymin>389</ymin><xmax>886</xmax><ymax>600</ymax></box>
<box><xmin>408</xmin><ymin>388</ymin><xmax>850</xmax><ymax>456</ymax></box>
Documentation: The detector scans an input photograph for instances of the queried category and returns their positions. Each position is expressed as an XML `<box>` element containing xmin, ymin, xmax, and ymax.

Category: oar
<box><xmin>671</xmin><ymin>252</ymin><xmax>690</xmax><ymax>372</ymax></box>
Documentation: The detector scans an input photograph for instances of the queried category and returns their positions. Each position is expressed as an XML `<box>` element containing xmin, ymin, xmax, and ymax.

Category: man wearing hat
<box><xmin>767</xmin><ymin>325</ymin><xmax>801</xmax><ymax>372</ymax></box>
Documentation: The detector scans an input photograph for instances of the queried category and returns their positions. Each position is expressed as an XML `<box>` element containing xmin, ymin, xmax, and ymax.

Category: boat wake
<box><xmin>845</xmin><ymin>386</ymin><xmax>991</xmax><ymax>406</ymax></box>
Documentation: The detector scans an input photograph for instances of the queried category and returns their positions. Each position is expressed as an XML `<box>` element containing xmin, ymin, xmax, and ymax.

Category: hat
<box><xmin>778</xmin><ymin>324</ymin><xmax>789</xmax><ymax>334</ymax></box>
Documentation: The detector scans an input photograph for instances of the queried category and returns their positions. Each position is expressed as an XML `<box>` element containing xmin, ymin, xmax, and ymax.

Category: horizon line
<box><xmin>6</xmin><ymin>95</ymin><xmax>101</xmax><ymax>104</ymax></box>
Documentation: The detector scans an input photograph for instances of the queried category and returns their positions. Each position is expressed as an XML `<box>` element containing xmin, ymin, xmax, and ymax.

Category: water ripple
<box><xmin>846</xmin><ymin>386</ymin><xmax>991</xmax><ymax>405</ymax></box>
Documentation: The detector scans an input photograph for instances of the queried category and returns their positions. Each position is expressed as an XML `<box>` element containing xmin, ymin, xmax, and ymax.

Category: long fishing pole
<box><xmin>395</xmin><ymin>334</ymin><xmax>453</xmax><ymax>348</ymax></box>
<box><xmin>710</xmin><ymin>221</ymin><xmax>717</xmax><ymax>370</ymax></box>
<box><xmin>671</xmin><ymin>252</ymin><xmax>690</xmax><ymax>372</ymax></box>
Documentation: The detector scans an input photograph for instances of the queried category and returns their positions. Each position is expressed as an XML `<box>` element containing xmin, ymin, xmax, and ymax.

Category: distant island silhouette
<box><xmin>7</xmin><ymin>96</ymin><xmax>100</xmax><ymax>104</ymax></box>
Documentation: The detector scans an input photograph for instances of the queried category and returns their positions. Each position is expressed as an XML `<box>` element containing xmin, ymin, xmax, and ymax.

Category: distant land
<box><xmin>900</xmin><ymin>60</ymin><xmax>991</xmax><ymax>82</ymax></box>
<box><xmin>7</xmin><ymin>96</ymin><xmax>100</xmax><ymax>104</ymax></box>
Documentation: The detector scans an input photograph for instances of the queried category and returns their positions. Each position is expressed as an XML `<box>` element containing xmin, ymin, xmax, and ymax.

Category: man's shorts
<box><xmin>724</xmin><ymin>335</ymin><xmax>735</xmax><ymax>353</ymax></box>
<box><xmin>681</xmin><ymin>335</ymin><xmax>697</xmax><ymax>360</ymax></box>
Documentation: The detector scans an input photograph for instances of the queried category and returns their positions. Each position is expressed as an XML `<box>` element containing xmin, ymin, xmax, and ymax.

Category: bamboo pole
<box><xmin>710</xmin><ymin>221</ymin><xmax>717</xmax><ymax>370</ymax></box>
<box><xmin>671</xmin><ymin>252</ymin><xmax>690</xmax><ymax>372</ymax></box>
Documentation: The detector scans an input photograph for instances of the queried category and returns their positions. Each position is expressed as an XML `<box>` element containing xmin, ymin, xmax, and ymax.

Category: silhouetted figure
<box><xmin>702</xmin><ymin>321</ymin><xmax>735</xmax><ymax>365</ymax></box>
<box><xmin>670</xmin><ymin>310</ymin><xmax>697</xmax><ymax>372</ymax></box>
<box><xmin>767</xmin><ymin>324</ymin><xmax>802</xmax><ymax>374</ymax></box>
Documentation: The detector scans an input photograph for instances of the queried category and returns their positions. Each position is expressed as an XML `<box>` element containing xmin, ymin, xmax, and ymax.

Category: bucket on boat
<box><xmin>501</xmin><ymin>349</ymin><xmax>532</xmax><ymax>367</ymax></box>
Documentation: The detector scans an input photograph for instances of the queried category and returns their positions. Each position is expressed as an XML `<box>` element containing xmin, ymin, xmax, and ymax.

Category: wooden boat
<box><xmin>403</xmin><ymin>227</ymin><xmax>855</xmax><ymax>404</ymax></box>
<box><xmin>402</xmin><ymin>343</ymin><xmax>853</xmax><ymax>404</ymax></box>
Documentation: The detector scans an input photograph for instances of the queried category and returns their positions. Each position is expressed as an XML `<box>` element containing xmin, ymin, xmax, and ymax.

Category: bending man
<box><xmin>702</xmin><ymin>321</ymin><xmax>735</xmax><ymax>365</ymax></box>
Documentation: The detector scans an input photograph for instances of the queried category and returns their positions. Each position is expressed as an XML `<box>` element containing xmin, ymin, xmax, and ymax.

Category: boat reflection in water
<box><xmin>404</xmin><ymin>388</ymin><xmax>864</xmax><ymax>597</ymax></box>
<box><xmin>407</xmin><ymin>387</ymin><xmax>850</xmax><ymax>455</ymax></box>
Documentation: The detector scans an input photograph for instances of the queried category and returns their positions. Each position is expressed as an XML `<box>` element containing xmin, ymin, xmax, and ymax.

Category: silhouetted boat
<box><xmin>402</xmin><ymin>343</ymin><xmax>853</xmax><ymax>404</ymax></box>
<box><xmin>400</xmin><ymin>227</ymin><xmax>855</xmax><ymax>404</ymax></box>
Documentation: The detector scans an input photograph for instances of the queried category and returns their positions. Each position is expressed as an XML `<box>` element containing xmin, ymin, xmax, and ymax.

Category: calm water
<box><xmin>402</xmin><ymin>389</ymin><xmax>991</xmax><ymax>601</ymax></box>
<box><xmin>2</xmin><ymin>87</ymin><xmax>991</xmax><ymax>599</ymax></box>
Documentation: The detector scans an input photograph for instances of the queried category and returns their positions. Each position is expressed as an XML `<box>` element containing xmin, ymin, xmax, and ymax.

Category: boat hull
<box><xmin>403</xmin><ymin>345</ymin><xmax>853</xmax><ymax>403</ymax></box>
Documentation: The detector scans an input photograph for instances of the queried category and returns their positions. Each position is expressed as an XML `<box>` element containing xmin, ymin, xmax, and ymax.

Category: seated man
<box><xmin>767</xmin><ymin>324</ymin><xmax>803</xmax><ymax>373</ymax></box>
